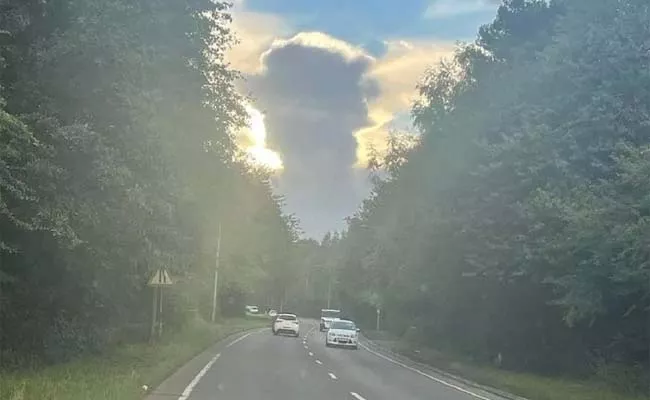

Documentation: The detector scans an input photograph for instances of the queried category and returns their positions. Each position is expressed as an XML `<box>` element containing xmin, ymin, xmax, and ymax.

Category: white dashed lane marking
<box><xmin>328</xmin><ymin>372</ymin><xmax>337</xmax><ymax>380</ymax></box>
<box><xmin>350</xmin><ymin>392</ymin><xmax>366</xmax><ymax>400</ymax></box>
<box><xmin>308</xmin><ymin>351</ymin><xmax>313</xmax><ymax>356</ymax></box>
<box><xmin>315</xmin><ymin>360</ymin><xmax>323</xmax><ymax>365</ymax></box>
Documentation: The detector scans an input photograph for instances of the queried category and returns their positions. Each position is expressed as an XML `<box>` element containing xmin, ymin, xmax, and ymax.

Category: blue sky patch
<box><xmin>243</xmin><ymin>0</ymin><xmax>499</xmax><ymax>45</ymax></box>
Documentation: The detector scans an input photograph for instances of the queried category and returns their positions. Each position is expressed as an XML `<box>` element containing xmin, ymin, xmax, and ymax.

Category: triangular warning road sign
<box><xmin>148</xmin><ymin>269</ymin><xmax>173</xmax><ymax>286</ymax></box>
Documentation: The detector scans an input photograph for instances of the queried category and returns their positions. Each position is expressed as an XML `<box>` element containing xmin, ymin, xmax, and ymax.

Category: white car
<box><xmin>272</xmin><ymin>313</ymin><xmax>300</xmax><ymax>337</ymax></box>
<box><xmin>320</xmin><ymin>308</ymin><xmax>341</xmax><ymax>331</ymax></box>
<box><xmin>325</xmin><ymin>319</ymin><xmax>359</xmax><ymax>349</ymax></box>
<box><xmin>246</xmin><ymin>305</ymin><xmax>259</xmax><ymax>314</ymax></box>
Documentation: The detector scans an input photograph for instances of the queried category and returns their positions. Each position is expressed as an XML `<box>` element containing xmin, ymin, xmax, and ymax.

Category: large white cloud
<box><xmin>241</xmin><ymin>32</ymin><xmax>378</xmax><ymax>236</ymax></box>
<box><xmin>226</xmin><ymin>5</ymin><xmax>456</xmax><ymax>236</ymax></box>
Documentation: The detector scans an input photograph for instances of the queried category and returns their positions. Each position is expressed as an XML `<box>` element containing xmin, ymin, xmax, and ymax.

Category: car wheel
<box><xmin>272</xmin><ymin>330</ymin><xmax>278</xmax><ymax>335</ymax></box>
<box><xmin>295</xmin><ymin>332</ymin><xmax>300</xmax><ymax>338</ymax></box>
<box><xmin>353</xmin><ymin>345</ymin><xmax>359</xmax><ymax>350</ymax></box>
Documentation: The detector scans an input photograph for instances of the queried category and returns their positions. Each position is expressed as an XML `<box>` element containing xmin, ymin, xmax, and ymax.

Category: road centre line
<box><xmin>360</xmin><ymin>343</ymin><xmax>492</xmax><ymax>400</ymax></box>
<box><xmin>328</xmin><ymin>372</ymin><xmax>337</xmax><ymax>380</ymax></box>
<box><xmin>178</xmin><ymin>353</ymin><xmax>220</xmax><ymax>400</ymax></box>
<box><xmin>350</xmin><ymin>392</ymin><xmax>366</xmax><ymax>400</ymax></box>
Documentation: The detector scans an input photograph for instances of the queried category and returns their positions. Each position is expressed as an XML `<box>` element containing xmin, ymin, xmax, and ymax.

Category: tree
<box><xmin>333</xmin><ymin>0</ymin><xmax>650</xmax><ymax>380</ymax></box>
<box><xmin>0</xmin><ymin>0</ymin><xmax>298</xmax><ymax>364</ymax></box>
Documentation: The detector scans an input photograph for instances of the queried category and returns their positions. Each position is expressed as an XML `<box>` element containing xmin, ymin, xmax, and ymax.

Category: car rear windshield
<box><xmin>277</xmin><ymin>314</ymin><xmax>296</xmax><ymax>321</ymax></box>
<box><xmin>330</xmin><ymin>320</ymin><xmax>356</xmax><ymax>330</ymax></box>
<box><xmin>321</xmin><ymin>310</ymin><xmax>340</xmax><ymax>318</ymax></box>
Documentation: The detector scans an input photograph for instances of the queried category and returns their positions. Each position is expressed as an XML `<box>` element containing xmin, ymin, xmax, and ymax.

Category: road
<box><xmin>148</xmin><ymin>320</ymin><xmax>509</xmax><ymax>400</ymax></box>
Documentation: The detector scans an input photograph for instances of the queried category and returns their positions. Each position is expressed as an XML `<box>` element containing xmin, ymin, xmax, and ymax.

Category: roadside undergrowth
<box><xmin>0</xmin><ymin>317</ymin><xmax>267</xmax><ymax>400</ymax></box>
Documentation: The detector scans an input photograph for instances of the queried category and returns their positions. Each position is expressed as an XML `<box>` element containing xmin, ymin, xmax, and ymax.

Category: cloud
<box><xmin>356</xmin><ymin>39</ymin><xmax>455</xmax><ymax>166</ymax></box>
<box><xmin>241</xmin><ymin>32</ymin><xmax>379</xmax><ymax>236</ymax></box>
<box><xmin>227</xmin><ymin>3</ymin><xmax>292</xmax><ymax>74</ymax></box>
<box><xmin>425</xmin><ymin>0</ymin><xmax>499</xmax><ymax>19</ymax></box>
<box><xmin>226</xmin><ymin>5</ymin><xmax>456</xmax><ymax>235</ymax></box>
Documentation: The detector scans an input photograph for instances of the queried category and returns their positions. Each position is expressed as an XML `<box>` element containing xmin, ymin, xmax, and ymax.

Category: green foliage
<box><xmin>334</xmin><ymin>0</ymin><xmax>650</xmax><ymax>385</ymax></box>
<box><xmin>0</xmin><ymin>0</ymin><xmax>297</xmax><ymax>365</ymax></box>
<box><xmin>0</xmin><ymin>318</ymin><xmax>265</xmax><ymax>400</ymax></box>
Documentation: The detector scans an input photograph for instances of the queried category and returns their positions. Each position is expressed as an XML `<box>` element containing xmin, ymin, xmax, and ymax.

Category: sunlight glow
<box><xmin>243</xmin><ymin>103</ymin><xmax>284</xmax><ymax>171</ymax></box>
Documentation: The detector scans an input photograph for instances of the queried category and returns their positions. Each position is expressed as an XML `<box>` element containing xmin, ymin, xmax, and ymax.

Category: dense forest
<box><xmin>321</xmin><ymin>0</ymin><xmax>650</xmax><ymax>387</ymax></box>
<box><xmin>0</xmin><ymin>0</ymin><xmax>298</xmax><ymax>366</ymax></box>
<box><xmin>2</xmin><ymin>0</ymin><xmax>649</xmax><ymax>393</ymax></box>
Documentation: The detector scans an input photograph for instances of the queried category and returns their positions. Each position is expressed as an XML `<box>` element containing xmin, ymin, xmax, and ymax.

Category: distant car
<box><xmin>272</xmin><ymin>313</ymin><xmax>300</xmax><ymax>337</ymax></box>
<box><xmin>246</xmin><ymin>305</ymin><xmax>259</xmax><ymax>314</ymax></box>
<box><xmin>325</xmin><ymin>319</ymin><xmax>359</xmax><ymax>349</ymax></box>
<box><xmin>320</xmin><ymin>308</ymin><xmax>341</xmax><ymax>331</ymax></box>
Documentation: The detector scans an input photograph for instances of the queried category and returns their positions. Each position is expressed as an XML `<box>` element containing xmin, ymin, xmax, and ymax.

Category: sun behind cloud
<box><xmin>227</xmin><ymin>3</ymin><xmax>455</xmax><ymax>171</ymax></box>
<box><xmin>242</xmin><ymin>103</ymin><xmax>284</xmax><ymax>171</ymax></box>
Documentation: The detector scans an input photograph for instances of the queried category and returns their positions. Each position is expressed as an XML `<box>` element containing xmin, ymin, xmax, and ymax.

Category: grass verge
<box><xmin>383</xmin><ymin>341</ymin><xmax>650</xmax><ymax>400</ymax></box>
<box><xmin>0</xmin><ymin>317</ymin><xmax>267</xmax><ymax>400</ymax></box>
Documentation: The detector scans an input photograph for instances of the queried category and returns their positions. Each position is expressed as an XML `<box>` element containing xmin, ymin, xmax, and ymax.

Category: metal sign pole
<box><xmin>158</xmin><ymin>286</ymin><xmax>164</xmax><ymax>338</ymax></box>
<box><xmin>150</xmin><ymin>286</ymin><xmax>158</xmax><ymax>342</ymax></box>
<box><xmin>148</xmin><ymin>269</ymin><xmax>173</xmax><ymax>341</ymax></box>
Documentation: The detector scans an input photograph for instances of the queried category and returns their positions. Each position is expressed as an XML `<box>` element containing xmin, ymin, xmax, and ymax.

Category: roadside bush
<box><xmin>593</xmin><ymin>361</ymin><xmax>648</xmax><ymax>395</ymax></box>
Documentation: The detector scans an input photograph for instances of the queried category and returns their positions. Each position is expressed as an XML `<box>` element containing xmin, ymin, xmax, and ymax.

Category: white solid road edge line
<box><xmin>177</xmin><ymin>329</ymin><xmax>261</xmax><ymax>399</ymax></box>
<box><xmin>178</xmin><ymin>353</ymin><xmax>220</xmax><ymax>400</ymax></box>
<box><xmin>226</xmin><ymin>331</ymin><xmax>255</xmax><ymax>348</ymax></box>
<box><xmin>361</xmin><ymin>343</ymin><xmax>493</xmax><ymax>400</ymax></box>
<box><xmin>350</xmin><ymin>392</ymin><xmax>366</xmax><ymax>400</ymax></box>
<box><xmin>328</xmin><ymin>372</ymin><xmax>337</xmax><ymax>380</ymax></box>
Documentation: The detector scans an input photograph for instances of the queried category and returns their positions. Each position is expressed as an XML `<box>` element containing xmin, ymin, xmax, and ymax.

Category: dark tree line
<box><xmin>0</xmin><ymin>0</ymin><xmax>297</xmax><ymax>365</ymax></box>
<box><xmin>333</xmin><ymin>0</ymin><xmax>650</xmax><ymax>385</ymax></box>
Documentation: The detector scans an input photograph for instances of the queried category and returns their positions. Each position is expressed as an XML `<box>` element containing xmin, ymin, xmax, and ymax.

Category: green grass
<box><xmin>454</xmin><ymin>363</ymin><xmax>649</xmax><ymax>400</ymax></box>
<box><xmin>0</xmin><ymin>317</ymin><xmax>267</xmax><ymax>400</ymax></box>
<box><xmin>387</xmin><ymin>341</ymin><xmax>650</xmax><ymax>400</ymax></box>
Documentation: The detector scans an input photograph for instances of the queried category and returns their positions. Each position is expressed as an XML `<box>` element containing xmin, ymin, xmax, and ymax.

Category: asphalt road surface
<box><xmin>148</xmin><ymin>320</ymin><xmax>509</xmax><ymax>400</ymax></box>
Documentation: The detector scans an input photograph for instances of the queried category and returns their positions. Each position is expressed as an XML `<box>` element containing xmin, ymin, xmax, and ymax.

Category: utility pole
<box><xmin>376</xmin><ymin>307</ymin><xmax>381</xmax><ymax>331</ymax></box>
<box><xmin>210</xmin><ymin>223</ymin><xmax>222</xmax><ymax>323</ymax></box>
<box><xmin>326</xmin><ymin>263</ymin><xmax>332</xmax><ymax>309</ymax></box>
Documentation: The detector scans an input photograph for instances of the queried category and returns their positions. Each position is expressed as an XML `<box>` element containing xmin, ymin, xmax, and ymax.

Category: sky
<box><xmin>228</xmin><ymin>0</ymin><xmax>501</xmax><ymax>238</ymax></box>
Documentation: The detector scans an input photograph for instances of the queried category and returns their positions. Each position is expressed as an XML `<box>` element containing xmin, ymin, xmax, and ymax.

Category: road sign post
<box><xmin>150</xmin><ymin>285</ymin><xmax>158</xmax><ymax>341</ymax></box>
<box><xmin>148</xmin><ymin>269</ymin><xmax>173</xmax><ymax>341</ymax></box>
